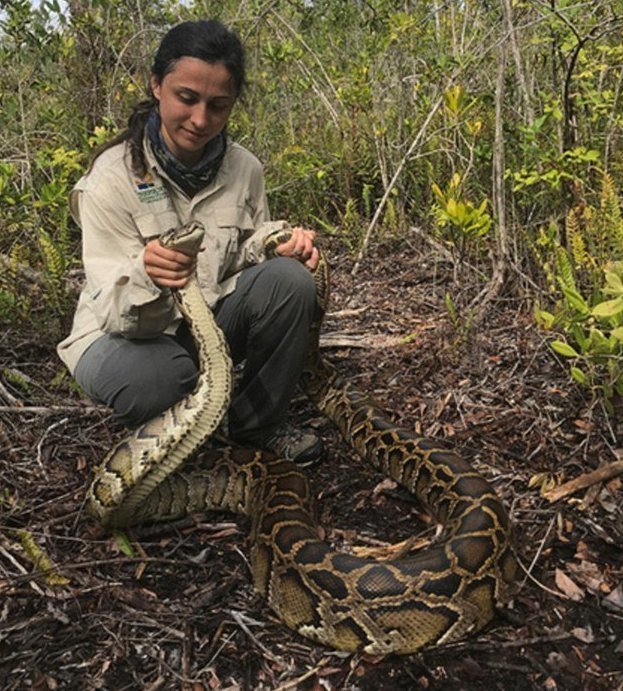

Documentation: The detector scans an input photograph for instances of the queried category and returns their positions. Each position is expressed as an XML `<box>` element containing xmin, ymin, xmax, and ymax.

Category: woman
<box><xmin>58</xmin><ymin>19</ymin><xmax>323</xmax><ymax>467</ymax></box>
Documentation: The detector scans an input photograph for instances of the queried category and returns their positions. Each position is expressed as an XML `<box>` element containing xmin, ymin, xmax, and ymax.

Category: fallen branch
<box><xmin>545</xmin><ymin>460</ymin><xmax>623</xmax><ymax>502</ymax></box>
<box><xmin>0</xmin><ymin>380</ymin><xmax>20</xmax><ymax>406</ymax></box>
<box><xmin>319</xmin><ymin>331</ymin><xmax>405</xmax><ymax>349</ymax></box>
<box><xmin>272</xmin><ymin>656</ymin><xmax>332</xmax><ymax>691</ymax></box>
<box><xmin>0</xmin><ymin>405</ymin><xmax>105</xmax><ymax>415</ymax></box>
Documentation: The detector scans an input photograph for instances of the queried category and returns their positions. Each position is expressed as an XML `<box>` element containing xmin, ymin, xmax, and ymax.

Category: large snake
<box><xmin>87</xmin><ymin>221</ymin><xmax>517</xmax><ymax>655</ymax></box>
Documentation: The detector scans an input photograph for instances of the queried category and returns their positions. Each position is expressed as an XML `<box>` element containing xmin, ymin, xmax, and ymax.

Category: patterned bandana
<box><xmin>146</xmin><ymin>109</ymin><xmax>227</xmax><ymax>196</ymax></box>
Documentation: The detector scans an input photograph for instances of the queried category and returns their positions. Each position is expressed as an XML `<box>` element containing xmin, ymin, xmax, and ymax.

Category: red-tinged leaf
<box><xmin>573</xmin><ymin>418</ymin><xmax>594</xmax><ymax>432</ymax></box>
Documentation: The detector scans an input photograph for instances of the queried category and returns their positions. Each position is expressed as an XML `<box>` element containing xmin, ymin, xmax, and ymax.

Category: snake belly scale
<box><xmin>87</xmin><ymin>221</ymin><xmax>517</xmax><ymax>655</ymax></box>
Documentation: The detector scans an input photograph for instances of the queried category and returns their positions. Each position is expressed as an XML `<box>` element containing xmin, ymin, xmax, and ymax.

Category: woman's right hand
<box><xmin>144</xmin><ymin>238</ymin><xmax>196</xmax><ymax>288</ymax></box>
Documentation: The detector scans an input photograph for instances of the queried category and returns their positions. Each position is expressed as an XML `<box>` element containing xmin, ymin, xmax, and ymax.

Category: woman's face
<box><xmin>151</xmin><ymin>57</ymin><xmax>237</xmax><ymax>167</ymax></box>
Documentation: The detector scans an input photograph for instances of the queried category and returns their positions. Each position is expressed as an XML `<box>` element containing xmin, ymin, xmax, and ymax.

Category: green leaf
<box><xmin>534</xmin><ymin>309</ymin><xmax>555</xmax><ymax>329</ymax></box>
<box><xmin>604</xmin><ymin>270</ymin><xmax>623</xmax><ymax>296</ymax></box>
<box><xmin>588</xmin><ymin>327</ymin><xmax>613</xmax><ymax>354</ymax></box>
<box><xmin>611</xmin><ymin>326</ymin><xmax>623</xmax><ymax>342</ymax></box>
<box><xmin>592</xmin><ymin>296</ymin><xmax>623</xmax><ymax>319</ymax></box>
<box><xmin>431</xmin><ymin>182</ymin><xmax>444</xmax><ymax>202</ymax></box>
<box><xmin>113</xmin><ymin>531</ymin><xmax>135</xmax><ymax>557</ymax></box>
<box><xmin>551</xmin><ymin>340</ymin><xmax>580</xmax><ymax>358</ymax></box>
<box><xmin>570</xmin><ymin>366</ymin><xmax>588</xmax><ymax>385</ymax></box>
<box><xmin>561</xmin><ymin>286</ymin><xmax>589</xmax><ymax>314</ymax></box>
<box><xmin>570</xmin><ymin>324</ymin><xmax>590</xmax><ymax>352</ymax></box>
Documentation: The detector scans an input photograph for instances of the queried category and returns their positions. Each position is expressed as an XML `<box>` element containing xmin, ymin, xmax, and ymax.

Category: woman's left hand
<box><xmin>276</xmin><ymin>226</ymin><xmax>319</xmax><ymax>270</ymax></box>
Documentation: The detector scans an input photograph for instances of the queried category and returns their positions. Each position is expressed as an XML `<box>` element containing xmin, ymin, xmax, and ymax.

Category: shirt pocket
<box><xmin>132</xmin><ymin>209</ymin><xmax>180</xmax><ymax>242</ymax></box>
<box><xmin>211</xmin><ymin>205</ymin><xmax>256</xmax><ymax>279</ymax></box>
<box><xmin>214</xmin><ymin>205</ymin><xmax>255</xmax><ymax>238</ymax></box>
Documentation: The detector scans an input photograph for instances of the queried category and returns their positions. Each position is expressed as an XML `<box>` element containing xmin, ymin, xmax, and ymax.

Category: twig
<box><xmin>516</xmin><ymin>550</ymin><xmax>572</xmax><ymax>602</ymax></box>
<box><xmin>319</xmin><ymin>332</ymin><xmax>405</xmax><ymax>349</ymax></box>
<box><xmin>3</xmin><ymin>556</ymin><xmax>228</xmax><ymax>585</ymax></box>
<box><xmin>470</xmin><ymin>36</ymin><xmax>508</xmax><ymax>324</ymax></box>
<box><xmin>0</xmin><ymin>544</ymin><xmax>45</xmax><ymax>595</ymax></box>
<box><xmin>351</xmin><ymin>17</ymin><xmax>506</xmax><ymax>275</ymax></box>
<box><xmin>0</xmin><ymin>405</ymin><xmax>105</xmax><ymax>415</ymax></box>
<box><xmin>182</xmin><ymin>624</ymin><xmax>193</xmax><ymax>691</ymax></box>
<box><xmin>544</xmin><ymin>460</ymin><xmax>623</xmax><ymax>502</ymax></box>
<box><xmin>266</xmin><ymin>12</ymin><xmax>341</xmax><ymax>129</ymax></box>
<box><xmin>409</xmin><ymin>224</ymin><xmax>455</xmax><ymax>263</ymax></box>
<box><xmin>327</xmin><ymin>306</ymin><xmax>369</xmax><ymax>319</ymax></box>
<box><xmin>272</xmin><ymin>656</ymin><xmax>332</xmax><ymax>691</ymax></box>
<box><xmin>229</xmin><ymin>610</ymin><xmax>284</xmax><ymax>665</ymax></box>
<box><xmin>520</xmin><ymin>514</ymin><xmax>556</xmax><ymax>590</ymax></box>
<box><xmin>449</xmin><ymin>630</ymin><xmax>580</xmax><ymax>652</ymax></box>
<box><xmin>36</xmin><ymin>417</ymin><xmax>70</xmax><ymax>479</ymax></box>
<box><xmin>352</xmin><ymin>92</ymin><xmax>444</xmax><ymax>276</ymax></box>
<box><xmin>0</xmin><ymin>380</ymin><xmax>20</xmax><ymax>406</ymax></box>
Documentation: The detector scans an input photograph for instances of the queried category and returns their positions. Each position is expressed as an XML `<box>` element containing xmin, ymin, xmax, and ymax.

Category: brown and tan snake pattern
<box><xmin>87</xmin><ymin>221</ymin><xmax>517</xmax><ymax>655</ymax></box>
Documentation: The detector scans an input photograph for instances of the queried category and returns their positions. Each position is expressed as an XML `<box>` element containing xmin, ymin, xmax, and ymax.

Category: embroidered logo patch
<box><xmin>133</xmin><ymin>174</ymin><xmax>167</xmax><ymax>203</ymax></box>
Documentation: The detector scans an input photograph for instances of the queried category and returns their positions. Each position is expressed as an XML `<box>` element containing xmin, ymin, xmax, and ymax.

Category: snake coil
<box><xmin>88</xmin><ymin>220</ymin><xmax>517</xmax><ymax>654</ymax></box>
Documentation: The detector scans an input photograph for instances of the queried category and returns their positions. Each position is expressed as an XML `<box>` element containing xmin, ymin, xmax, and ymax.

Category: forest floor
<box><xmin>1</xmin><ymin>235</ymin><xmax>622</xmax><ymax>690</ymax></box>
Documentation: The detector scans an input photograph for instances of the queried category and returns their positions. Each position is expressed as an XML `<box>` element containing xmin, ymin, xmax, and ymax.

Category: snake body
<box><xmin>87</xmin><ymin>222</ymin><xmax>232</xmax><ymax>528</ymax></box>
<box><xmin>88</xmin><ymin>221</ymin><xmax>517</xmax><ymax>654</ymax></box>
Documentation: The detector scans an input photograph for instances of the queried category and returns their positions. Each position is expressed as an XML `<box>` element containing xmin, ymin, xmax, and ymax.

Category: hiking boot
<box><xmin>265</xmin><ymin>422</ymin><xmax>324</xmax><ymax>467</ymax></box>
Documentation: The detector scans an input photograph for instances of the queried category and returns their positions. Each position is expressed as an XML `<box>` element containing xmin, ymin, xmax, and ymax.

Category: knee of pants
<box><xmin>264</xmin><ymin>257</ymin><xmax>317</xmax><ymax>311</ymax></box>
<box><xmin>110</xmin><ymin>356</ymin><xmax>198</xmax><ymax>428</ymax></box>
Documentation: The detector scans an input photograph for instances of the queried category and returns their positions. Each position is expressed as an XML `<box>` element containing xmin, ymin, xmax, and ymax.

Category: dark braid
<box><xmin>126</xmin><ymin>99</ymin><xmax>156</xmax><ymax>176</ymax></box>
<box><xmin>87</xmin><ymin>99</ymin><xmax>154</xmax><ymax>176</ymax></box>
<box><xmin>86</xmin><ymin>20</ymin><xmax>245</xmax><ymax>176</ymax></box>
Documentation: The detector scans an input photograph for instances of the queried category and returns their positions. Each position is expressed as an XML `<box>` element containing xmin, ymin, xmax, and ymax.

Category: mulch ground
<box><xmin>1</xmin><ymin>236</ymin><xmax>622</xmax><ymax>690</ymax></box>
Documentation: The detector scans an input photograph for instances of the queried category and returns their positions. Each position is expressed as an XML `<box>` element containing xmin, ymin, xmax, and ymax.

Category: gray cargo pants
<box><xmin>74</xmin><ymin>257</ymin><xmax>317</xmax><ymax>446</ymax></box>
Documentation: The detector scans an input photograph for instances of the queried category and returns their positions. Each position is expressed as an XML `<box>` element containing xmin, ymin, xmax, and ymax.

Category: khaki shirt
<box><xmin>58</xmin><ymin>138</ymin><xmax>283</xmax><ymax>373</ymax></box>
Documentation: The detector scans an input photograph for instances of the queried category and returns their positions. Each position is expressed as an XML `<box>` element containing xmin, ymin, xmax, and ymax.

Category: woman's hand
<box><xmin>144</xmin><ymin>238</ymin><xmax>196</xmax><ymax>288</ymax></box>
<box><xmin>275</xmin><ymin>226</ymin><xmax>319</xmax><ymax>270</ymax></box>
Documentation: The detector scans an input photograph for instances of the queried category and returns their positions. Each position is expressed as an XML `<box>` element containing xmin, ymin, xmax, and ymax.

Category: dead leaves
<box><xmin>603</xmin><ymin>583</ymin><xmax>623</xmax><ymax>613</ymax></box>
<box><xmin>554</xmin><ymin>568</ymin><xmax>584</xmax><ymax>601</ymax></box>
<box><xmin>553</xmin><ymin>540</ymin><xmax>622</xmax><ymax>611</ymax></box>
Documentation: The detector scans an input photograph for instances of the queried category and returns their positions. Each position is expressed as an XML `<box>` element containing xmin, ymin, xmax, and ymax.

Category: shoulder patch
<box><xmin>133</xmin><ymin>174</ymin><xmax>168</xmax><ymax>203</ymax></box>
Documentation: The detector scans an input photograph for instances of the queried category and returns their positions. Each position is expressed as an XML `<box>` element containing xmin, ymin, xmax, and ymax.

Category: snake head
<box><xmin>160</xmin><ymin>221</ymin><xmax>206</xmax><ymax>258</ymax></box>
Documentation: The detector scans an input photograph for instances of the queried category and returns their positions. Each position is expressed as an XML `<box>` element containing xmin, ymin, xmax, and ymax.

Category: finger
<box><xmin>275</xmin><ymin>234</ymin><xmax>297</xmax><ymax>257</ymax></box>
<box><xmin>146</xmin><ymin>266</ymin><xmax>194</xmax><ymax>289</ymax></box>
<box><xmin>291</xmin><ymin>229</ymin><xmax>314</xmax><ymax>258</ymax></box>
<box><xmin>275</xmin><ymin>228</ymin><xmax>317</xmax><ymax>260</ymax></box>
<box><xmin>154</xmin><ymin>244</ymin><xmax>195</xmax><ymax>266</ymax></box>
<box><xmin>291</xmin><ymin>226</ymin><xmax>316</xmax><ymax>241</ymax></box>
<box><xmin>146</xmin><ymin>243</ymin><xmax>195</xmax><ymax>272</ymax></box>
<box><xmin>148</xmin><ymin>238</ymin><xmax>195</xmax><ymax>263</ymax></box>
<box><xmin>305</xmin><ymin>247</ymin><xmax>320</xmax><ymax>270</ymax></box>
<box><xmin>151</xmin><ymin>277</ymin><xmax>190</xmax><ymax>288</ymax></box>
<box><xmin>146</xmin><ymin>255</ymin><xmax>192</xmax><ymax>274</ymax></box>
